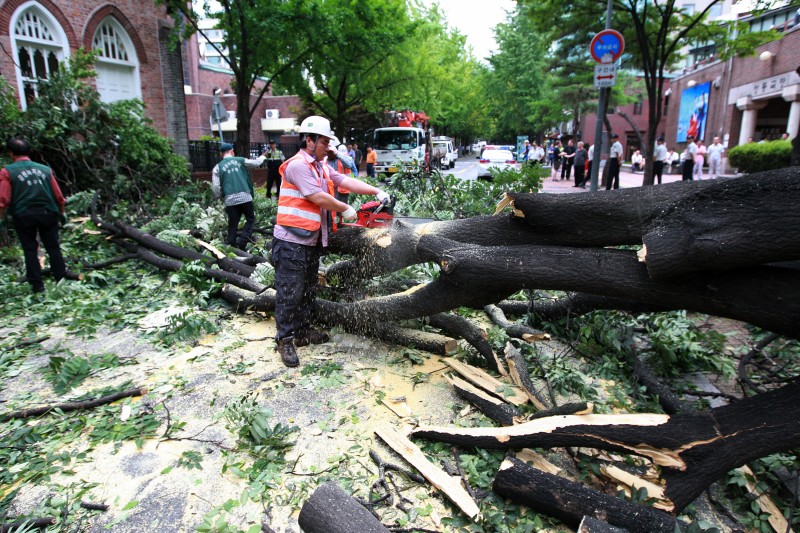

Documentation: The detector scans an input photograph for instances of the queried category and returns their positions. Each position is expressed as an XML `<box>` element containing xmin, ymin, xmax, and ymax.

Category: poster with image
<box><xmin>676</xmin><ymin>81</ymin><xmax>710</xmax><ymax>143</ymax></box>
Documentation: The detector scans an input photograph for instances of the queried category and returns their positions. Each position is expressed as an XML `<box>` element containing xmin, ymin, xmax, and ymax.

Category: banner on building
<box><xmin>677</xmin><ymin>81</ymin><xmax>710</xmax><ymax>143</ymax></box>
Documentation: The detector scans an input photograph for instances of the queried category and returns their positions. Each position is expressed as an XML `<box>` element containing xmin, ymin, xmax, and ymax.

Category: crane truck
<box><xmin>372</xmin><ymin>110</ymin><xmax>446</xmax><ymax>175</ymax></box>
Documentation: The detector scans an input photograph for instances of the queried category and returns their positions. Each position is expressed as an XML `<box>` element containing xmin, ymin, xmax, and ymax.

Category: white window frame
<box><xmin>92</xmin><ymin>17</ymin><xmax>142</xmax><ymax>102</ymax></box>
<box><xmin>9</xmin><ymin>1</ymin><xmax>70</xmax><ymax>110</ymax></box>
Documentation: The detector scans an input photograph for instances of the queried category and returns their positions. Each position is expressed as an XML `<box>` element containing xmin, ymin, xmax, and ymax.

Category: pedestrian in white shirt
<box><xmin>682</xmin><ymin>135</ymin><xmax>697</xmax><ymax>181</ymax></box>
<box><xmin>607</xmin><ymin>133</ymin><xmax>623</xmax><ymax>190</ymax></box>
<box><xmin>707</xmin><ymin>136</ymin><xmax>725</xmax><ymax>179</ymax></box>
<box><xmin>653</xmin><ymin>137</ymin><xmax>668</xmax><ymax>184</ymax></box>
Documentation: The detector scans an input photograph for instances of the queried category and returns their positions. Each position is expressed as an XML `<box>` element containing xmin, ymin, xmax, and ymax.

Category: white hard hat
<box><xmin>298</xmin><ymin>115</ymin><xmax>337</xmax><ymax>140</ymax></box>
<box><xmin>337</xmin><ymin>144</ymin><xmax>348</xmax><ymax>155</ymax></box>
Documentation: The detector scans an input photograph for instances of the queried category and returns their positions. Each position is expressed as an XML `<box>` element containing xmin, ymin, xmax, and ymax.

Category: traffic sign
<box><xmin>590</xmin><ymin>29</ymin><xmax>625</xmax><ymax>63</ymax></box>
<box><xmin>594</xmin><ymin>64</ymin><xmax>618</xmax><ymax>88</ymax></box>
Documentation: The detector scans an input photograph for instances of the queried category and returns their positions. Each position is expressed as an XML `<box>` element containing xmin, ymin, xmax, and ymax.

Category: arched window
<box><xmin>92</xmin><ymin>17</ymin><xmax>141</xmax><ymax>103</ymax></box>
<box><xmin>10</xmin><ymin>2</ymin><xmax>69</xmax><ymax>109</ymax></box>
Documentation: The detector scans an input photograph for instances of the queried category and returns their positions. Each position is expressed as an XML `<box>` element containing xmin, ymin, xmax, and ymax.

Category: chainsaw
<box><xmin>339</xmin><ymin>197</ymin><xmax>395</xmax><ymax>228</ymax></box>
<box><xmin>338</xmin><ymin>196</ymin><xmax>433</xmax><ymax>228</ymax></box>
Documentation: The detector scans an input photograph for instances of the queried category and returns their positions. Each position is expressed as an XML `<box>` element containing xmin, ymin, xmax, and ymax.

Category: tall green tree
<box><xmin>484</xmin><ymin>6</ymin><xmax>551</xmax><ymax>141</ymax></box>
<box><xmin>161</xmin><ymin>0</ymin><xmax>325</xmax><ymax>153</ymax></box>
<box><xmin>291</xmin><ymin>0</ymin><xmax>417</xmax><ymax>143</ymax></box>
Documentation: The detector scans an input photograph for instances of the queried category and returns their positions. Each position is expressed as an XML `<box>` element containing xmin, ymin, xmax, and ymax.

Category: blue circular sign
<box><xmin>590</xmin><ymin>29</ymin><xmax>625</xmax><ymax>63</ymax></box>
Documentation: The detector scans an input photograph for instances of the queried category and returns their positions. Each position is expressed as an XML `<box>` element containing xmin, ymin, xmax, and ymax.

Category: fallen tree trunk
<box><xmin>412</xmin><ymin>379</ymin><xmax>800</xmax><ymax>512</ymax></box>
<box><xmin>298</xmin><ymin>482</ymin><xmax>390</xmax><ymax>533</ymax></box>
<box><xmin>494</xmin><ymin>458</ymin><xmax>683</xmax><ymax>533</ymax></box>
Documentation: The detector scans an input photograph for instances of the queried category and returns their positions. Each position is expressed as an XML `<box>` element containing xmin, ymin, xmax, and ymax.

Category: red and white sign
<box><xmin>590</xmin><ymin>29</ymin><xmax>625</xmax><ymax>64</ymax></box>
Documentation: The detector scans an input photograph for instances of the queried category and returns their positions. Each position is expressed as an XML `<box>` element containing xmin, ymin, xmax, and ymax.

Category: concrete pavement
<box><xmin>540</xmin><ymin>165</ymin><xmax>686</xmax><ymax>193</ymax></box>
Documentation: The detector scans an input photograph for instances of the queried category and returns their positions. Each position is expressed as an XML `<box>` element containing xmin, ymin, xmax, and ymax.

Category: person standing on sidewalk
<box><xmin>272</xmin><ymin>116</ymin><xmax>390</xmax><ymax>367</ymax></box>
<box><xmin>212</xmin><ymin>142</ymin><xmax>266</xmax><ymax>250</ymax></box>
<box><xmin>561</xmin><ymin>139</ymin><xmax>576</xmax><ymax>181</ymax></box>
<box><xmin>682</xmin><ymin>135</ymin><xmax>697</xmax><ymax>181</ymax></box>
<box><xmin>653</xmin><ymin>136</ymin><xmax>668</xmax><ymax>184</ymax></box>
<box><xmin>693</xmin><ymin>139</ymin><xmax>706</xmax><ymax>180</ymax></box>
<box><xmin>606</xmin><ymin>133</ymin><xmax>623</xmax><ymax>190</ymax></box>
<box><xmin>707</xmin><ymin>136</ymin><xmax>724</xmax><ymax>179</ymax></box>
<box><xmin>265</xmin><ymin>140</ymin><xmax>285</xmax><ymax>199</ymax></box>
<box><xmin>0</xmin><ymin>136</ymin><xmax>67</xmax><ymax>294</ymax></box>
<box><xmin>573</xmin><ymin>141</ymin><xmax>588</xmax><ymax>188</ymax></box>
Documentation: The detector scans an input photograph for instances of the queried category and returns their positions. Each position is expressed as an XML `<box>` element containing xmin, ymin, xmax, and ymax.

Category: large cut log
<box><xmin>297</xmin><ymin>482</ymin><xmax>390</xmax><ymax>533</ymax></box>
<box><xmin>328</xmin><ymin>171</ymin><xmax>800</xmax><ymax>281</ymax></box>
<box><xmin>493</xmin><ymin>457</ymin><xmax>683</xmax><ymax>533</ymax></box>
<box><xmin>412</xmin><ymin>380</ymin><xmax>800</xmax><ymax>512</ymax></box>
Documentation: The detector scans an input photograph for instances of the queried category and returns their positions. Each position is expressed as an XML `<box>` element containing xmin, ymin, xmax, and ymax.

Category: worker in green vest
<box><xmin>212</xmin><ymin>142</ymin><xmax>267</xmax><ymax>250</ymax></box>
<box><xmin>0</xmin><ymin>136</ymin><xmax>68</xmax><ymax>293</ymax></box>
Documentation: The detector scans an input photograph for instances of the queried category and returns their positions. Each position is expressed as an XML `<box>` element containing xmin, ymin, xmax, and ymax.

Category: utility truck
<box><xmin>433</xmin><ymin>135</ymin><xmax>458</xmax><ymax>169</ymax></box>
<box><xmin>373</xmin><ymin>110</ymin><xmax>445</xmax><ymax>175</ymax></box>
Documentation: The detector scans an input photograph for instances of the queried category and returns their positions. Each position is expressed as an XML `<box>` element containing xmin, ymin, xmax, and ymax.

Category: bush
<box><xmin>727</xmin><ymin>139</ymin><xmax>792</xmax><ymax>173</ymax></box>
<box><xmin>0</xmin><ymin>50</ymin><xmax>189</xmax><ymax>205</ymax></box>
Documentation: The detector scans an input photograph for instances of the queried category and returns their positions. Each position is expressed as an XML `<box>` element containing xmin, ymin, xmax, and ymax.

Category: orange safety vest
<box><xmin>335</xmin><ymin>159</ymin><xmax>351</xmax><ymax>194</ymax></box>
<box><xmin>277</xmin><ymin>152</ymin><xmax>337</xmax><ymax>232</ymax></box>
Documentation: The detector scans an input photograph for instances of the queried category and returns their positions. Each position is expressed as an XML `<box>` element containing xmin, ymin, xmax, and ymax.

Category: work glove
<box><xmin>342</xmin><ymin>206</ymin><xmax>358</xmax><ymax>221</ymax></box>
<box><xmin>376</xmin><ymin>190</ymin><xmax>390</xmax><ymax>204</ymax></box>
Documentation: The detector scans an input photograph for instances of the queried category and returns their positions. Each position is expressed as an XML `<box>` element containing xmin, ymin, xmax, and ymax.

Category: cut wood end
<box><xmin>498</xmin><ymin>458</ymin><xmax>515</xmax><ymax>470</ymax></box>
<box><xmin>493</xmin><ymin>194</ymin><xmax>514</xmax><ymax>216</ymax></box>
<box><xmin>443</xmin><ymin>339</ymin><xmax>459</xmax><ymax>355</ymax></box>
<box><xmin>375</xmin><ymin>234</ymin><xmax>392</xmax><ymax>248</ymax></box>
<box><xmin>512</xmin><ymin>208</ymin><xmax>525</xmax><ymax>218</ymax></box>
<box><xmin>521</xmin><ymin>332</ymin><xmax>551</xmax><ymax>342</ymax></box>
<box><xmin>637</xmin><ymin>244</ymin><xmax>647</xmax><ymax>263</ymax></box>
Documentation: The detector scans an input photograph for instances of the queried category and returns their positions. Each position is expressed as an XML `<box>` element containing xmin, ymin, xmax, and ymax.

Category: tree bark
<box><xmin>298</xmin><ymin>482</ymin><xmax>390</xmax><ymax>533</ymax></box>
<box><xmin>0</xmin><ymin>387</ymin><xmax>146</xmax><ymax>422</ymax></box>
<box><xmin>494</xmin><ymin>458</ymin><xmax>681</xmax><ymax>533</ymax></box>
<box><xmin>413</xmin><ymin>380</ymin><xmax>800</xmax><ymax>512</ymax></box>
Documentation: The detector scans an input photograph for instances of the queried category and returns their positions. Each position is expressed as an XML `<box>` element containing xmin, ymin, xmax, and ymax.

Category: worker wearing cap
<box><xmin>682</xmin><ymin>135</ymin><xmax>697</xmax><ymax>181</ymax></box>
<box><xmin>273</xmin><ymin>115</ymin><xmax>389</xmax><ymax>367</ymax></box>
<box><xmin>211</xmin><ymin>141</ymin><xmax>267</xmax><ymax>250</ymax></box>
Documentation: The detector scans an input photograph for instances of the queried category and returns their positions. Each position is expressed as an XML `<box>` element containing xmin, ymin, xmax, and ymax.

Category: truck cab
<box><xmin>374</xmin><ymin>127</ymin><xmax>435</xmax><ymax>174</ymax></box>
<box><xmin>433</xmin><ymin>137</ymin><xmax>458</xmax><ymax>169</ymax></box>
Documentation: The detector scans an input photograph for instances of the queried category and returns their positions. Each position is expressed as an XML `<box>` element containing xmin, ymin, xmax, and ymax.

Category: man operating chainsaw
<box><xmin>273</xmin><ymin>115</ymin><xmax>390</xmax><ymax>367</ymax></box>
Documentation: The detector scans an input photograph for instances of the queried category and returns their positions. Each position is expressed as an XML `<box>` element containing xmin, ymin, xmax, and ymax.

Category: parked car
<box><xmin>477</xmin><ymin>149</ymin><xmax>517</xmax><ymax>180</ymax></box>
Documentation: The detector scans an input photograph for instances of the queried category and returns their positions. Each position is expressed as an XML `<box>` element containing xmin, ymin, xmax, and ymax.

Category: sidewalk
<box><xmin>539</xmin><ymin>167</ymin><xmax>736</xmax><ymax>193</ymax></box>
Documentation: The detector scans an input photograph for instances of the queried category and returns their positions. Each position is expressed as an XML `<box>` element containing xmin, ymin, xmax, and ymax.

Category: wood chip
<box><xmin>515</xmin><ymin>448</ymin><xmax>561</xmax><ymax>475</ymax></box>
<box><xmin>444</xmin><ymin>357</ymin><xmax>527</xmax><ymax>406</ymax></box>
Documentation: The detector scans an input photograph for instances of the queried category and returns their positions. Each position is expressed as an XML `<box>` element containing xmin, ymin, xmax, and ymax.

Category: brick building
<box><xmin>182</xmin><ymin>22</ymin><xmax>304</xmax><ymax>144</ymax></box>
<box><xmin>0</xmin><ymin>0</ymin><xmax>189</xmax><ymax>157</ymax></box>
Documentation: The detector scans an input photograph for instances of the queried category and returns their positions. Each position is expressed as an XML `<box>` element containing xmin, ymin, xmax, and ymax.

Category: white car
<box><xmin>477</xmin><ymin>149</ymin><xmax>517</xmax><ymax>179</ymax></box>
<box><xmin>434</xmin><ymin>140</ymin><xmax>458</xmax><ymax>169</ymax></box>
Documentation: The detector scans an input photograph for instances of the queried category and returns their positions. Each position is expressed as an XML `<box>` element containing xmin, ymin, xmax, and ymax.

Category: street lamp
<box><xmin>759</xmin><ymin>51</ymin><xmax>775</xmax><ymax>62</ymax></box>
<box><xmin>687</xmin><ymin>80</ymin><xmax>697</xmax><ymax>88</ymax></box>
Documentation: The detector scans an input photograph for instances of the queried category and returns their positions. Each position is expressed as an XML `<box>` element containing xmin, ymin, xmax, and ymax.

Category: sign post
<box><xmin>588</xmin><ymin>16</ymin><xmax>624</xmax><ymax>192</ymax></box>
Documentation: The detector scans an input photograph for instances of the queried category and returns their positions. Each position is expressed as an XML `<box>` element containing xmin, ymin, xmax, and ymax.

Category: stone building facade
<box><xmin>0</xmin><ymin>0</ymin><xmax>189</xmax><ymax>157</ymax></box>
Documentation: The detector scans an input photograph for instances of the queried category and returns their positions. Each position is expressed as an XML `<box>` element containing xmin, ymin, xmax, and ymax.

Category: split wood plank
<box><xmin>515</xmin><ymin>448</ymin><xmax>562</xmax><ymax>476</ymax></box>
<box><xmin>737</xmin><ymin>465</ymin><xmax>793</xmax><ymax>533</ymax></box>
<box><xmin>504</xmin><ymin>343</ymin><xmax>548</xmax><ymax>410</ymax></box>
<box><xmin>381</xmin><ymin>398</ymin><xmax>413</xmax><ymax>418</ymax></box>
<box><xmin>443</xmin><ymin>357</ymin><xmax>527</xmax><ymax>406</ymax></box>
<box><xmin>375</xmin><ymin>425</ymin><xmax>479</xmax><ymax>519</ymax></box>
<box><xmin>600</xmin><ymin>465</ymin><xmax>672</xmax><ymax>512</ymax></box>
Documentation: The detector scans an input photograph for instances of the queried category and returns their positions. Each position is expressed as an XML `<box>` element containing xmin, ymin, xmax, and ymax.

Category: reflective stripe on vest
<box><xmin>335</xmin><ymin>159</ymin><xmax>351</xmax><ymax>194</ymax></box>
<box><xmin>277</xmin><ymin>152</ymin><xmax>336</xmax><ymax>232</ymax></box>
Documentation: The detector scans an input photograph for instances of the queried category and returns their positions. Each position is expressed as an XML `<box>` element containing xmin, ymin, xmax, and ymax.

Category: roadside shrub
<box><xmin>727</xmin><ymin>139</ymin><xmax>791</xmax><ymax>173</ymax></box>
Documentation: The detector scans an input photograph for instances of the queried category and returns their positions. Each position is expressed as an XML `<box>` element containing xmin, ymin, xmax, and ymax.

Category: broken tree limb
<box><xmin>374</xmin><ymin>425</ymin><xmax>479</xmax><ymax>519</ymax></box>
<box><xmin>736</xmin><ymin>465</ymin><xmax>794</xmax><ymax>533</ymax></box>
<box><xmin>445</xmin><ymin>374</ymin><xmax>521</xmax><ymax>426</ymax></box>
<box><xmin>0</xmin><ymin>387</ymin><xmax>146</xmax><ymax>422</ymax></box>
<box><xmin>631</xmin><ymin>352</ymin><xmax>693</xmax><ymax>415</ymax></box>
<box><xmin>600</xmin><ymin>464</ymin><xmax>670</xmax><ymax>511</ymax></box>
<box><xmin>504</xmin><ymin>343</ymin><xmax>549</xmax><ymax>410</ymax></box>
<box><xmin>443</xmin><ymin>357</ymin><xmax>527</xmax><ymax>407</ymax></box>
<box><xmin>297</xmin><ymin>482</ymin><xmax>390</xmax><ymax>533</ymax></box>
<box><xmin>413</xmin><ymin>380</ymin><xmax>800</xmax><ymax>512</ymax></box>
<box><xmin>427</xmin><ymin>312</ymin><xmax>504</xmax><ymax>374</ymax></box>
<box><xmin>493</xmin><ymin>457</ymin><xmax>683</xmax><ymax>533</ymax></box>
<box><xmin>484</xmin><ymin>304</ymin><xmax>550</xmax><ymax>342</ymax></box>
<box><xmin>527</xmin><ymin>401</ymin><xmax>592</xmax><ymax>421</ymax></box>
<box><xmin>0</xmin><ymin>517</ymin><xmax>56</xmax><ymax>533</ymax></box>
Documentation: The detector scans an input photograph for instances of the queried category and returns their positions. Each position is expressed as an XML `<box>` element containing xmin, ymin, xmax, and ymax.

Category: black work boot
<box><xmin>295</xmin><ymin>328</ymin><xmax>330</xmax><ymax>347</ymax></box>
<box><xmin>276</xmin><ymin>337</ymin><xmax>299</xmax><ymax>367</ymax></box>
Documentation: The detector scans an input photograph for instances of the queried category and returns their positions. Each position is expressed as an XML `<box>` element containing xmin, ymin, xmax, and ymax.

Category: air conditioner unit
<box><xmin>265</xmin><ymin>109</ymin><xmax>280</xmax><ymax>119</ymax></box>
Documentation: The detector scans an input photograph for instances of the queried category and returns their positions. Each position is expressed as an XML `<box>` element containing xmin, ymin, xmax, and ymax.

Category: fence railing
<box><xmin>188</xmin><ymin>141</ymin><xmax>300</xmax><ymax>173</ymax></box>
